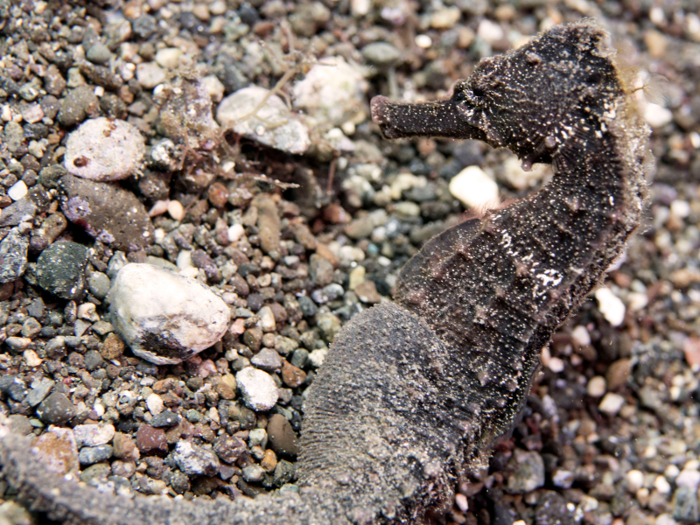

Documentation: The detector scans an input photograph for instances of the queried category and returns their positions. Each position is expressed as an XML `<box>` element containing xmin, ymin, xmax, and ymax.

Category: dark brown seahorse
<box><xmin>0</xmin><ymin>22</ymin><xmax>650</xmax><ymax>525</ymax></box>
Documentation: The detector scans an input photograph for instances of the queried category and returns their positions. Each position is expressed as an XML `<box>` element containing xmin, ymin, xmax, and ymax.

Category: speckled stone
<box><xmin>108</xmin><ymin>263</ymin><xmax>230</xmax><ymax>365</ymax></box>
<box><xmin>60</xmin><ymin>175</ymin><xmax>154</xmax><ymax>251</ymax></box>
<box><xmin>64</xmin><ymin>118</ymin><xmax>145</xmax><ymax>181</ymax></box>
<box><xmin>36</xmin><ymin>241</ymin><xmax>89</xmax><ymax>299</ymax></box>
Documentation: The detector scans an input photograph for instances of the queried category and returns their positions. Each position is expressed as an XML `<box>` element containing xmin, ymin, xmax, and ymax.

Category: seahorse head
<box><xmin>451</xmin><ymin>23</ymin><xmax>624</xmax><ymax>166</ymax></box>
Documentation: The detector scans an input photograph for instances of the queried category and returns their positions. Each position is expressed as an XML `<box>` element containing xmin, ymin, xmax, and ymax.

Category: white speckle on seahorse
<box><xmin>533</xmin><ymin>268</ymin><xmax>563</xmax><ymax>297</ymax></box>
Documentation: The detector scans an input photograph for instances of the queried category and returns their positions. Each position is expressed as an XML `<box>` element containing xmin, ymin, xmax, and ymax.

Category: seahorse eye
<box><xmin>472</xmin><ymin>86</ymin><xmax>485</xmax><ymax>97</ymax></box>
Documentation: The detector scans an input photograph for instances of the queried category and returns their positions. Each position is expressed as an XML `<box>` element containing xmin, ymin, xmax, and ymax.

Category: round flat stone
<box><xmin>64</xmin><ymin>118</ymin><xmax>145</xmax><ymax>181</ymax></box>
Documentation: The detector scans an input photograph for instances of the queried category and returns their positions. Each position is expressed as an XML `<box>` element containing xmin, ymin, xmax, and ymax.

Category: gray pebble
<box><xmin>290</xmin><ymin>348</ymin><xmax>309</xmax><ymax>369</ymax></box>
<box><xmin>172</xmin><ymin>441</ymin><xmax>220</xmax><ymax>476</ymax></box>
<box><xmin>362</xmin><ymin>42</ymin><xmax>401</xmax><ymax>67</ymax></box>
<box><xmin>87</xmin><ymin>272</ymin><xmax>111</xmax><ymax>299</ymax></box>
<box><xmin>58</xmin><ymin>86</ymin><xmax>99</xmax><ymax>127</ymax></box>
<box><xmin>79</xmin><ymin>445</ymin><xmax>113</xmax><ymax>466</ymax></box>
<box><xmin>298</xmin><ymin>296</ymin><xmax>318</xmax><ymax>317</ymax></box>
<box><xmin>26</xmin><ymin>378</ymin><xmax>54</xmax><ymax>407</ymax></box>
<box><xmin>251</xmin><ymin>348</ymin><xmax>282</xmax><ymax>372</ymax></box>
<box><xmin>86</xmin><ymin>43</ymin><xmax>112</xmax><ymax>64</ymax></box>
<box><xmin>506</xmin><ymin>449</ymin><xmax>545</xmax><ymax>494</ymax></box>
<box><xmin>242</xmin><ymin>464</ymin><xmax>265</xmax><ymax>483</ymax></box>
<box><xmin>150</xmin><ymin>410</ymin><xmax>179</xmax><ymax>428</ymax></box>
<box><xmin>0</xmin><ymin>228</ymin><xmax>29</xmax><ymax>284</ymax></box>
<box><xmin>673</xmin><ymin>486</ymin><xmax>699</xmax><ymax>522</ymax></box>
<box><xmin>84</xmin><ymin>350</ymin><xmax>105</xmax><ymax>371</ymax></box>
<box><xmin>0</xmin><ymin>198</ymin><xmax>36</xmax><ymax>227</ymax></box>
<box><xmin>36</xmin><ymin>392</ymin><xmax>75</xmax><ymax>426</ymax></box>
<box><xmin>132</xmin><ymin>14</ymin><xmax>156</xmax><ymax>39</ymax></box>
<box><xmin>80</xmin><ymin>463</ymin><xmax>111</xmax><ymax>485</ymax></box>
<box><xmin>273</xmin><ymin>460</ymin><xmax>295</xmax><ymax>486</ymax></box>
<box><xmin>36</xmin><ymin>241</ymin><xmax>89</xmax><ymax>299</ymax></box>
<box><xmin>21</xmin><ymin>317</ymin><xmax>42</xmax><ymax>338</ymax></box>
<box><xmin>3</xmin><ymin>121</ymin><xmax>24</xmax><ymax>153</ymax></box>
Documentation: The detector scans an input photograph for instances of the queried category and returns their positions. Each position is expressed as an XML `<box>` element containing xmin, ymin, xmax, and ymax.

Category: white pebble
<box><xmin>644</xmin><ymin>102</ymin><xmax>673</xmax><ymax>128</ymax></box>
<box><xmin>308</xmin><ymin>348</ymin><xmax>328</xmax><ymax>367</ymax></box>
<box><xmin>598</xmin><ymin>392</ymin><xmax>625</xmax><ymax>415</ymax></box>
<box><xmin>587</xmin><ymin>376</ymin><xmax>607</xmax><ymax>397</ymax></box>
<box><xmin>415</xmin><ymin>34</ymin><xmax>432</xmax><ymax>48</ymax></box>
<box><xmin>477</xmin><ymin>19</ymin><xmax>504</xmax><ymax>44</ymax></box>
<box><xmin>449</xmin><ymin>166</ymin><xmax>499</xmax><ymax>209</ymax></box>
<box><xmin>455</xmin><ymin>493</ymin><xmax>468</xmax><ymax>512</ymax></box>
<box><xmin>176</xmin><ymin>250</ymin><xmax>193</xmax><ymax>270</ymax></box>
<box><xmin>148</xmin><ymin>199</ymin><xmax>170</xmax><ymax>217</ymax></box>
<box><xmin>670</xmin><ymin>199</ymin><xmax>690</xmax><ymax>218</ymax></box>
<box><xmin>73</xmin><ymin>423</ymin><xmax>115</xmax><ymax>447</ymax></box>
<box><xmin>64</xmin><ymin>118</ymin><xmax>145</xmax><ymax>181</ymax></box>
<box><xmin>653</xmin><ymin>475</ymin><xmax>671</xmax><ymax>494</ymax></box>
<box><xmin>546</xmin><ymin>356</ymin><xmax>564</xmax><ymax>373</ymax></box>
<box><xmin>155</xmin><ymin>47</ymin><xmax>183</xmax><ymax>69</ymax></box>
<box><xmin>146</xmin><ymin>393</ymin><xmax>164</xmax><ymax>416</ymax></box>
<box><xmin>227</xmin><ymin>223</ymin><xmax>245</xmax><ymax>243</ymax></box>
<box><xmin>168</xmin><ymin>200</ymin><xmax>185</xmax><ymax>221</ymax></box>
<box><xmin>257</xmin><ymin>306</ymin><xmax>276</xmax><ymax>332</ymax></box>
<box><xmin>627</xmin><ymin>292</ymin><xmax>648</xmax><ymax>312</ymax></box>
<box><xmin>21</xmin><ymin>104</ymin><xmax>44</xmax><ymax>124</ymax></box>
<box><xmin>136</xmin><ymin>62</ymin><xmax>166</xmax><ymax>89</ymax></box>
<box><xmin>23</xmin><ymin>349</ymin><xmax>43</xmax><ymax>367</ymax></box>
<box><xmin>7</xmin><ymin>181</ymin><xmax>28</xmax><ymax>201</ymax></box>
<box><xmin>664</xmin><ymin>464</ymin><xmax>680</xmax><ymax>480</ymax></box>
<box><xmin>626</xmin><ymin>470</ymin><xmax>645</xmax><ymax>492</ymax></box>
<box><xmin>109</xmin><ymin>263</ymin><xmax>230</xmax><ymax>365</ymax></box>
<box><xmin>676</xmin><ymin>469</ymin><xmax>700</xmax><ymax>491</ymax></box>
<box><xmin>235</xmin><ymin>368</ymin><xmax>278</xmax><ymax>411</ymax></box>
<box><xmin>595</xmin><ymin>288</ymin><xmax>626</xmax><ymax>327</ymax></box>
<box><xmin>571</xmin><ymin>325</ymin><xmax>591</xmax><ymax>346</ymax></box>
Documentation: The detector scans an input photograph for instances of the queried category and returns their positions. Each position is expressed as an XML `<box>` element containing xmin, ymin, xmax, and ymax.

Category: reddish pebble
<box><xmin>208</xmin><ymin>182</ymin><xmax>229</xmax><ymax>208</ymax></box>
<box><xmin>136</xmin><ymin>424</ymin><xmax>168</xmax><ymax>454</ymax></box>
<box><xmin>684</xmin><ymin>337</ymin><xmax>700</xmax><ymax>368</ymax></box>
<box><xmin>282</xmin><ymin>360</ymin><xmax>306</xmax><ymax>388</ymax></box>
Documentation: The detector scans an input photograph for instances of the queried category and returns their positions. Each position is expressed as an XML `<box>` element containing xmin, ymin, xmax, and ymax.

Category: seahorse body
<box><xmin>0</xmin><ymin>22</ymin><xmax>650</xmax><ymax>525</ymax></box>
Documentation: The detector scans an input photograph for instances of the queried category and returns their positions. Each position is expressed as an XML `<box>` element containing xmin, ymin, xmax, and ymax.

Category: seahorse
<box><xmin>0</xmin><ymin>22</ymin><xmax>650</xmax><ymax>525</ymax></box>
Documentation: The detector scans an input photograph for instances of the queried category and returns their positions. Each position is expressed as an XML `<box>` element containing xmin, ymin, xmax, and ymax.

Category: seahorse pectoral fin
<box><xmin>370</xmin><ymin>95</ymin><xmax>486</xmax><ymax>141</ymax></box>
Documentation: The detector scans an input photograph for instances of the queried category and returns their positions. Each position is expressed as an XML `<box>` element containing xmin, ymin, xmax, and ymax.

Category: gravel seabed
<box><xmin>1</xmin><ymin>1</ymin><xmax>699</xmax><ymax>524</ymax></box>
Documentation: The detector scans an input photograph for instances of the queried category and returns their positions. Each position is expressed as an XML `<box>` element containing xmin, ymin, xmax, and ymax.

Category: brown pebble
<box><xmin>355</xmin><ymin>280</ymin><xmax>381</xmax><ymax>303</ymax></box>
<box><xmin>260</xmin><ymin>449</ymin><xmax>278</xmax><ymax>472</ymax></box>
<box><xmin>293</xmin><ymin>223</ymin><xmax>317</xmax><ymax>250</ymax></box>
<box><xmin>268</xmin><ymin>302</ymin><xmax>288</xmax><ymax>324</ymax></box>
<box><xmin>31</xmin><ymin>428</ymin><xmax>79</xmax><ymax>475</ymax></box>
<box><xmin>281</xmin><ymin>360</ymin><xmax>306</xmax><ymax>388</ymax></box>
<box><xmin>208</xmin><ymin>182</ymin><xmax>229</xmax><ymax>208</ymax></box>
<box><xmin>135</xmin><ymin>424</ymin><xmax>168</xmax><ymax>454</ymax></box>
<box><xmin>315</xmin><ymin>243</ymin><xmax>339</xmax><ymax>268</ymax></box>
<box><xmin>113</xmin><ymin>432</ymin><xmax>140</xmax><ymax>461</ymax></box>
<box><xmin>266</xmin><ymin>413</ymin><xmax>299</xmax><ymax>457</ymax></box>
<box><xmin>606</xmin><ymin>358</ymin><xmax>632</xmax><ymax>391</ymax></box>
<box><xmin>216</xmin><ymin>380</ymin><xmax>236</xmax><ymax>400</ymax></box>
<box><xmin>214</xmin><ymin>435</ymin><xmax>247</xmax><ymax>464</ymax></box>
<box><xmin>100</xmin><ymin>332</ymin><xmax>125</xmax><ymax>360</ymax></box>
<box><xmin>323</xmin><ymin>203</ymin><xmax>350</xmax><ymax>224</ymax></box>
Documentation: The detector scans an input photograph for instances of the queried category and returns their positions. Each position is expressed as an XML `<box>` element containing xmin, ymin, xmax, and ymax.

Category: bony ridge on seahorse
<box><xmin>0</xmin><ymin>21</ymin><xmax>650</xmax><ymax>525</ymax></box>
